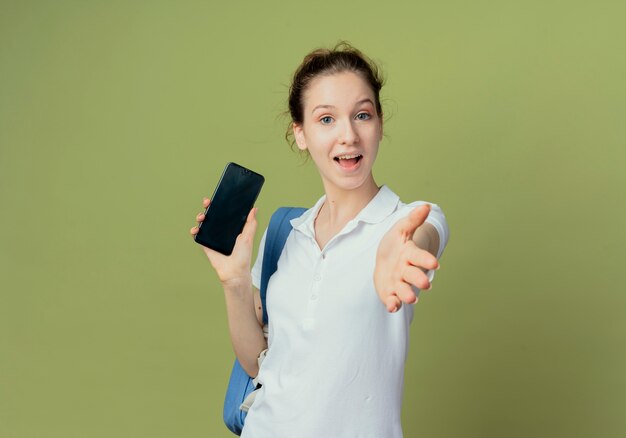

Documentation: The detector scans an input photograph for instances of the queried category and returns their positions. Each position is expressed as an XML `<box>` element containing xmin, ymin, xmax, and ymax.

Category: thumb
<box><xmin>403</xmin><ymin>203</ymin><xmax>431</xmax><ymax>235</ymax></box>
<box><xmin>240</xmin><ymin>207</ymin><xmax>258</xmax><ymax>242</ymax></box>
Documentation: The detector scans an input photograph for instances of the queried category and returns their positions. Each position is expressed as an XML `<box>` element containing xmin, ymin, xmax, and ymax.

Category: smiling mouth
<box><xmin>334</xmin><ymin>153</ymin><xmax>363</xmax><ymax>169</ymax></box>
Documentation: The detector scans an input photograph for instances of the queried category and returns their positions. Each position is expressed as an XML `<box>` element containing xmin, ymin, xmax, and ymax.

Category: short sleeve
<box><xmin>251</xmin><ymin>228</ymin><xmax>268</xmax><ymax>290</ymax></box>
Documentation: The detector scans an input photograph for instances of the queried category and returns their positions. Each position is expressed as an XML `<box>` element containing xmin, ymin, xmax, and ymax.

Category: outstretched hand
<box><xmin>374</xmin><ymin>204</ymin><xmax>439</xmax><ymax>313</ymax></box>
<box><xmin>190</xmin><ymin>197</ymin><xmax>258</xmax><ymax>287</ymax></box>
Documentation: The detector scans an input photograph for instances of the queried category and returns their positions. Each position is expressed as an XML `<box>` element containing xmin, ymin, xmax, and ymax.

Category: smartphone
<box><xmin>194</xmin><ymin>162</ymin><xmax>265</xmax><ymax>255</ymax></box>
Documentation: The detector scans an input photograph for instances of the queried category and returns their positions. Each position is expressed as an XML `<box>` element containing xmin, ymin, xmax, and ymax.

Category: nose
<box><xmin>339</xmin><ymin>120</ymin><xmax>359</xmax><ymax>145</ymax></box>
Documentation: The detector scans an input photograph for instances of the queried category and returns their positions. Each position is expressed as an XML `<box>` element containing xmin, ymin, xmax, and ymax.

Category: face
<box><xmin>293</xmin><ymin>71</ymin><xmax>383</xmax><ymax>193</ymax></box>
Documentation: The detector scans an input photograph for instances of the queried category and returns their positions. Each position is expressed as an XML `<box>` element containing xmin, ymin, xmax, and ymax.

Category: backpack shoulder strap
<box><xmin>260</xmin><ymin>207</ymin><xmax>306</xmax><ymax>325</ymax></box>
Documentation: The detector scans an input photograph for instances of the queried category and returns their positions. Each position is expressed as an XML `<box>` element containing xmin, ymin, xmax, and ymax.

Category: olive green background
<box><xmin>1</xmin><ymin>1</ymin><xmax>624</xmax><ymax>437</ymax></box>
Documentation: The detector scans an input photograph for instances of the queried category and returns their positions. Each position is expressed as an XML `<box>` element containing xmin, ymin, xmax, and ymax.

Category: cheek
<box><xmin>304</xmin><ymin>128</ymin><xmax>334</xmax><ymax>151</ymax></box>
<box><xmin>358</xmin><ymin>124</ymin><xmax>381</xmax><ymax>145</ymax></box>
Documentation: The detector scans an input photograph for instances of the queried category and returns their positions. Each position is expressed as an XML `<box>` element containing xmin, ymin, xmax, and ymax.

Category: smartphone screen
<box><xmin>194</xmin><ymin>162</ymin><xmax>265</xmax><ymax>255</ymax></box>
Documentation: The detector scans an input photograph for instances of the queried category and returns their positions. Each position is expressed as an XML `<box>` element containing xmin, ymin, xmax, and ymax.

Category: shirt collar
<box><xmin>290</xmin><ymin>185</ymin><xmax>400</xmax><ymax>239</ymax></box>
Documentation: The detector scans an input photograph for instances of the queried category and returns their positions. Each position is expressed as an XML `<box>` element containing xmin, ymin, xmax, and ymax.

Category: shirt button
<box><xmin>321</xmin><ymin>254</ymin><xmax>326</xmax><ymax>260</ymax></box>
<box><xmin>311</xmin><ymin>294</ymin><xmax>318</xmax><ymax>300</ymax></box>
<box><xmin>313</xmin><ymin>274</ymin><xmax>321</xmax><ymax>281</ymax></box>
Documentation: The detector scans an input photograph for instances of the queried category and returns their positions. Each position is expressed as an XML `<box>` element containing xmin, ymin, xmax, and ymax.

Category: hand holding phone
<box><xmin>192</xmin><ymin>197</ymin><xmax>260</xmax><ymax>286</ymax></box>
<box><xmin>193</xmin><ymin>162</ymin><xmax>264</xmax><ymax>256</ymax></box>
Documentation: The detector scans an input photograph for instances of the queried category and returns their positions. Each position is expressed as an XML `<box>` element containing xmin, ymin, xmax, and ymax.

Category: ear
<box><xmin>293</xmin><ymin>123</ymin><xmax>307</xmax><ymax>151</ymax></box>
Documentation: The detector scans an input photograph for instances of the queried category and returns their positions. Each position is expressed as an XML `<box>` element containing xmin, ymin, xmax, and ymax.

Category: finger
<box><xmin>405</xmin><ymin>204</ymin><xmax>431</xmax><ymax>235</ymax></box>
<box><xmin>406</xmin><ymin>244</ymin><xmax>439</xmax><ymax>271</ymax></box>
<box><xmin>390</xmin><ymin>204</ymin><xmax>431</xmax><ymax>238</ymax></box>
<box><xmin>385</xmin><ymin>294</ymin><xmax>402</xmax><ymax>313</ymax></box>
<box><xmin>395</xmin><ymin>281</ymin><xmax>419</xmax><ymax>304</ymax></box>
<box><xmin>202</xmin><ymin>197</ymin><xmax>210</xmax><ymax>208</ymax></box>
<box><xmin>239</xmin><ymin>207</ymin><xmax>258</xmax><ymax>242</ymax></box>
<box><xmin>401</xmin><ymin>265</ymin><xmax>431</xmax><ymax>291</ymax></box>
<box><xmin>190</xmin><ymin>225</ymin><xmax>199</xmax><ymax>236</ymax></box>
<box><xmin>196</xmin><ymin>212</ymin><xmax>205</xmax><ymax>222</ymax></box>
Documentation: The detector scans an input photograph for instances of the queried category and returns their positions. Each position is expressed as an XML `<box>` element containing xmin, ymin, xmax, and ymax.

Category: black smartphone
<box><xmin>194</xmin><ymin>162</ymin><xmax>265</xmax><ymax>255</ymax></box>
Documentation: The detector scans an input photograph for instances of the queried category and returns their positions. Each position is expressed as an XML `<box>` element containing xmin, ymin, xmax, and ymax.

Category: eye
<box><xmin>320</xmin><ymin>116</ymin><xmax>334</xmax><ymax>125</ymax></box>
<box><xmin>356</xmin><ymin>112</ymin><xmax>371</xmax><ymax>121</ymax></box>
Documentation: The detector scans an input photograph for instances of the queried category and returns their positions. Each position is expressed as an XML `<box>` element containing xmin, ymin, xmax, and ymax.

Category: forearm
<box><xmin>222</xmin><ymin>278</ymin><xmax>267</xmax><ymax>378</ymax></box>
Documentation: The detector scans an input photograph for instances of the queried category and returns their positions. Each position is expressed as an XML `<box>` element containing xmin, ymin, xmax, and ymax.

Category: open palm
<box><xmin>374</xmin><ymin>204</ymin><xmax>440</xmax><ymax>312</ymax></box>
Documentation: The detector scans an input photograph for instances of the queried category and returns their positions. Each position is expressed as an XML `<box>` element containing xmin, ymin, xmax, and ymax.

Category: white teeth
<box><xmin>336</xmin><ymin>153</ymin><xmax>361</xmax><ymax>160</ymax></box>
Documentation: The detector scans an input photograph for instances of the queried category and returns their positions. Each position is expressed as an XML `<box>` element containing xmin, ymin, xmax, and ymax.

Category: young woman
<box><xmin>190</xmin><ymin>43</ymin><xmax>449</xmax><ymax>437</ymax></box>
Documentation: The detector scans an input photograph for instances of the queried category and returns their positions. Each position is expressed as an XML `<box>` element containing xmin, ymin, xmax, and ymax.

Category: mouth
<box><xmin>333</xmin><ymin>153</ymin><xmax>363</xmax><ymax>170</ymax></box>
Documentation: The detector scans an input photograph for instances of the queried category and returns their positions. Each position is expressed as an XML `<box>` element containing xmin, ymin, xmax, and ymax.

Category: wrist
<box><xmin>222</xmin><ymin>276</ymin><xmax>253</xmax><ymax>295</ymax></box>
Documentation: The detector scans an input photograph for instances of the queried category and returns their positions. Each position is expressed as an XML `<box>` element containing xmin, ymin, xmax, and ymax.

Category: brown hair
<box><xmin>285</xmin><ymin>42</ymin><xmax>385</xmax><ymax>148</ymax></box>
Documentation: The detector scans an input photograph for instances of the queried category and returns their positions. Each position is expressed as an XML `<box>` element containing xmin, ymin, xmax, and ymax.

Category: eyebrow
<box><xmin>311</xmin><ymin>98</ymin><xmax>375</xmax><ymax>114</ymax></box>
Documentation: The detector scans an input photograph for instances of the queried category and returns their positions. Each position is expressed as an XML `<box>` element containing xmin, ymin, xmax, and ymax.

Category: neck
<box><xmin>318</xmin><ymin>176</ymin><xmax>380</xmax><ymax>227</ymax></box>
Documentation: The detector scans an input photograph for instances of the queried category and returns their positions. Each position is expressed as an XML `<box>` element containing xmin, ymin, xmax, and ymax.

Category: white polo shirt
<box><xmin>243</xmin><ymin>185</ymin><xmax>449</xmax><ymax>438</ymax></box>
